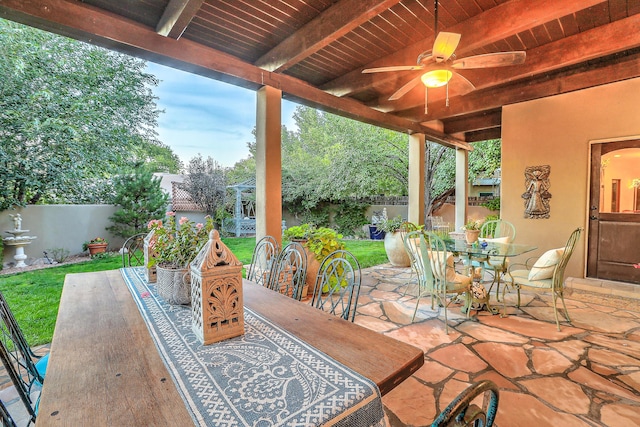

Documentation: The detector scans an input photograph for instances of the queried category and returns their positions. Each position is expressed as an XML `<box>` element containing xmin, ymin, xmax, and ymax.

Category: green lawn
<box><xmin>0</xmin><ymin>237</ymin><xmax>388</xmax><ymax>346</ymax></box>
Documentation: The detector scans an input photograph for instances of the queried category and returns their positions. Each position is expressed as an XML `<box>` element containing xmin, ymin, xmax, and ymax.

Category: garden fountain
<box><xmin>3</xmin><ymin>214</ymin><xmax>37</xmax><ymax>268</ymax></box>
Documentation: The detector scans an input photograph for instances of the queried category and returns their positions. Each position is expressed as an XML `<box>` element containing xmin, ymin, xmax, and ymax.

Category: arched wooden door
<box><xmin>587</xmin><ymin>139</ymin><xmax>640</xmax><ymax>284</ymax></box>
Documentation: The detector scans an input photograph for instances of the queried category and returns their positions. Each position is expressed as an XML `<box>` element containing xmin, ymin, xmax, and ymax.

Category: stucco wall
<box><xmin>502</xmin><ymin>77</ymin><xmax>640</xmax><ymax>278</ymax></box>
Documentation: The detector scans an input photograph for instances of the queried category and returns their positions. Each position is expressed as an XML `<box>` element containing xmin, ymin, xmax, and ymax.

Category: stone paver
<box><xmin>358</xmin><ymin>264</ymin><xmax>640</xmax><ymax>427</ymax></box>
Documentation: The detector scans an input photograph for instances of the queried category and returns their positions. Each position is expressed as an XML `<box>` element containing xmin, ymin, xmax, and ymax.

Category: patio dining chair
<box><xmin>502</xmin><ymin>227</ymin><xmax>583</xmax><ymax>331</ymax></box>
<box><xmin>0</xmin><ymin>291</ymin><xmax>48</xmax><ymax>386</ymax></box>
<box><xmin>267</xmin><ymin>241</ymin><xmax>307</xmax><ymax>301</ymax></box>
<box><xmin>121</xmin><ymin>232</ymin><xmax>146</xmax><ymax>267</ymax></box>
<box><xmin>422</xmin><ymin>232</ymin><xmax>473</xmax><ymax>332</ymax></box>
<box><xmin>246</xmin><ymin>235</ymin><xmax>279</xmax><ymax>287</ymax></box>
<box><xmin>475</xmin><ymin>219</ymin><xmax>516</xmax><ymax>300</ymax></box>
<box><xmin>0</xmin><ymin>328</ymin><xmax>39</xmax><ymax>426</ymax></box>
<box><xmin>431</xmin><ymin>380</ymin><xmax>499</xmax><ymax>427</ymax></box>
<box><xmin>311</xmin><ymin>250</ymin><xmax>361</xmax><ymax>322</ymax></box>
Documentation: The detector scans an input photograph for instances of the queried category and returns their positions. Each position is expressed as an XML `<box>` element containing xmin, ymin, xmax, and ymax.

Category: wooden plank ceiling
<box><xmin>1</xmin><ymin>0</ymin><xmax>639</xmax><ymax>149</ymax></box>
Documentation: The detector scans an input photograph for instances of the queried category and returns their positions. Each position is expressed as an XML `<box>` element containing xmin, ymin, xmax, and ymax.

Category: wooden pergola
<box><xmin>1</xmin><ymin>0</ymin><xmax>639</xmax><ymax>240</ymax></box>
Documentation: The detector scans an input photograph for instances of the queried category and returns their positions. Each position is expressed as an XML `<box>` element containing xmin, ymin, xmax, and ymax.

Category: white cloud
<box><xmin>147</xmin><ymin>62</ymin><xmax>298</xmax><ymax>167</ymax></box>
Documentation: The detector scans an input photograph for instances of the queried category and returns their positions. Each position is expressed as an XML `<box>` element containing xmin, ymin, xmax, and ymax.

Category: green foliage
<box><xmin>482</xmin><ymin>197</ymin><xmax>501</xmax><ymax>211</ymax></box>
<box><xmin>375</xmin><ymin>216</ymin><xmax>412</xmax><ymax>233</ymax></box>
<box><xmin>107</xmin><ymin>164</ymin><xmax>169</xmax><ymax>238</ymax></box>
<box><xmin>0</xmin><ymin>19</ymin><xmax>179</xmax><ymax>209</ymax></box>
<box><xmin>147</xmin><ymin>213</ymin><xmax>214</xmax><ymax>268</ymax></box>
<box><xmin>47</xmin><ymin>248</ymin><xmax>71</xmax><ymax>263</ymax></box>
<box><xmin>332</xmin><ymin>201</ymin><xmax>368</xmax><ymax>236</ymax></box>
<box><xmin>284</xmin><ymin>224</ymin><xmax>345</xmax><ymax>261</ymax></box>
<box><xmin>182</xmin><ymin>155</ymin><xmax>228</xmax><ymax>216</ymax></box>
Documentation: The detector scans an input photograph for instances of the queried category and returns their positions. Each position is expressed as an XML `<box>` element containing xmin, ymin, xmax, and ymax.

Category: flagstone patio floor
<box><xmin>355</xmin><ymin>264</ymin><xmax>640</xmax><ymax>427</ymax></box>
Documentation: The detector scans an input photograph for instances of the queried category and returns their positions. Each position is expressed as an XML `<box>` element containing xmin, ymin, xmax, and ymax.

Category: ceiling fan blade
<box><xmin>362</xmin><ymin>65</ymin><xmax>424</xmax><ymax>73</ymax></box>
<box><xmin>432</xmin><ymin>32</ymin><xmax>461</xmax><ymax>62</ymax></box>
<box><xmin>389</xmin><ymin>75</ymin><xmax>422</xmax><ymax>100</ymax></box>
<box><xmin>451</xmin><ymin>51</ymin><xmax>526</xmax><ymax>69</ymax></box>
<box><xmin>452</xmin><ymin>72</ymin><xmax>476</xmax><ymax>96</ymax></box>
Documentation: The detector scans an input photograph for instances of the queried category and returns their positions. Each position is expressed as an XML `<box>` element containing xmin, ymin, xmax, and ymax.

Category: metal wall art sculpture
<box><xmin>522</xmin><ymin>165</ymin><xmax>551</xmax><ymax>219</ymax></box>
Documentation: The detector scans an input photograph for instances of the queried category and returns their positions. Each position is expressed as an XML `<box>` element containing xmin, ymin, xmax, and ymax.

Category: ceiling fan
<box><xmin>362</xmin><ymin>0</ymin><xmax>525</xmax><ymax>114</ymax></box>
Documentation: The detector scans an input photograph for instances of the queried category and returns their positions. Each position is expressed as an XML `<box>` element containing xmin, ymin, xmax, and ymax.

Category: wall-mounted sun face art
<box><xmin>522</xmin><ymin>165</ymin><xmax>551</xmax><ymax>219</ymax></box>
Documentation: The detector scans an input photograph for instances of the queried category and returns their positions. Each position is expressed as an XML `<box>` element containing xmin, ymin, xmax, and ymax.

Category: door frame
<box><xmin>587</xmin><ymin>136</ymin><xmax>640</xmax><ymax>279</ymax></box>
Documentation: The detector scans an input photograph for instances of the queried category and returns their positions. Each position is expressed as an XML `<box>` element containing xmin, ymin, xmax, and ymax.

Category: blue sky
<box><xmin>146</xmin><ymin>62</ymin><xmax>299</xmax><ymax>167</ymax></box>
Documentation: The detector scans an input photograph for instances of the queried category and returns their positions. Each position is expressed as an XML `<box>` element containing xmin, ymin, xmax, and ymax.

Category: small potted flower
<box><xmin>462</xmin><ymin>219</ymin><xmax>483</xmax><ymax>244</ymax></box>
<box><xmin>83</xmin><ymin>237</ymin><xmax>108</xmax><ymax>256</ymax></box>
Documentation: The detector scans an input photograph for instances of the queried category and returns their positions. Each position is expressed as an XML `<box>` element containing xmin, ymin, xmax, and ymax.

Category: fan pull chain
<box><xmin>424</xmin><ymin>88</ymin><xmax>428</xmax><ymax>114</ymax></box>
<box><xmin>446</xmin><ymin>79</ymin><xmax>450</xmax><ymax>107</ymax></box>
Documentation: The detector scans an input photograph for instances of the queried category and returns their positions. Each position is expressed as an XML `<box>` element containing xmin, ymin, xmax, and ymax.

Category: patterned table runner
<box><xmin>121</xmin><ymin>267</ymin><xmax>385</xmax><ymax>427</ymax></box>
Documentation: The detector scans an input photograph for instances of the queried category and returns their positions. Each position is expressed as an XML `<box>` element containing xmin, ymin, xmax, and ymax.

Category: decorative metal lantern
<box><xmin>143</xmin><ymin>230</ymin><xmax>157</xmax><ymax>283</ymax></box>
<box><xmin>190</xmin><ymin>230</ymin><xmax>244</xmax><ymax>345</ymax></box>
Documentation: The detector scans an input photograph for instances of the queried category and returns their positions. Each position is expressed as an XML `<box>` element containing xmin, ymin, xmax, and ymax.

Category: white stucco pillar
<box><xmin>408</xmin><ymin>133</ymin><xmax>425</xmax><ymax>225</ymax></box>
<box><xmin>255</xmin><ymin>86</ymin><xmax>282</xmax><ymax>246</ymax></box>
<box><xmin>455</xmin><ymin>148</ymin><xmax>468</xmax><ymax>230</ymax></box>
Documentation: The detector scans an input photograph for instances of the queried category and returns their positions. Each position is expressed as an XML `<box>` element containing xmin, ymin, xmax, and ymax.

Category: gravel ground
<box><xmin>0</xmin><ymin>254</ymin><xmax>93</xmax><ymax>276</ymax></box>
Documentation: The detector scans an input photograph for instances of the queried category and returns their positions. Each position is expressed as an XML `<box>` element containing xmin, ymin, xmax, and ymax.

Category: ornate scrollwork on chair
<box><xmin>431</xmin><ymin>380</ymin><xmax>499</xmax><ymax>427</ymax></box>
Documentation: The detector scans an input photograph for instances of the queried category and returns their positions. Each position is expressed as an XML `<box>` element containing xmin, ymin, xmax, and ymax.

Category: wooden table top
<box><xmin>36</xmin><ymin>269</ymin><xmax>424</xmax><ymax>426</ymax></box>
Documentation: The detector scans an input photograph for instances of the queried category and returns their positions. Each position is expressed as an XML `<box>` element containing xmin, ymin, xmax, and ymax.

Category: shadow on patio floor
<box><xmin>356</xmin><ymin>264</ymin><xmax>640</xmax><ymax>427</ymax></box>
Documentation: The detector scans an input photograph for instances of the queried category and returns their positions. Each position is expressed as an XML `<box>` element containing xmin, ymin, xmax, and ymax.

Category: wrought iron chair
<box><xmin>246</xmin><ymin>235</ymin><xmax>279</xmax><ymax>287</ymax></box>
<box><xmin>431</xmin><ymin>380</ymin><xmax>499</xmax><ymax>427</ymax></box>
<box><xmin>502</xmin><ymin>227</ymin><xmax>583</xmax><ymax>331</ymax></box>
<box><xmin>0</xmin><ymin>325</ymin><xmax>39</xmax><ymax>425</ymax></box>
<box><xmin>403</xmin><ymin>230</ymin><xmax>435</xmax><ymax>320</ymax></box>
<box><xmin>121</xmin><ymin>232</ymin><xmax>147</xmax><ymax>267</ymax></box>
<box><xmin>476</xmin><ymin>219</ymin><xmax>517</xmax><ymax>300</ymax></box>
<box><xmin>311</xmin><ymin>250</ymin><xmax>361</xmax><ymax>322</ymax></box>
<box><xmin>0</xmin><ymin>291</ymin><xmax>48</xmax><ymax>386</ymax></box>
<box><xmin>268</xmin><ymin>241</ymin><xmax>307</xmax><ymax>301</ymax></box>
<box><xmin>426</xmin><ymin>232</ymin><xmax>474</xmax><ymax>329</ymax></box>
<box><xmin>0</xmin><ymin>399</ymin><xmax>17</xmax><ymax>427</ymax></box>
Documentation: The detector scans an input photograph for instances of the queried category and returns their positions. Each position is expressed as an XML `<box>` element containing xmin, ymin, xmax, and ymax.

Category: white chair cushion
<box><xmin>509</xmin><ymin>269</ymin><xmax>552</xmax><ymax>289</ymax></box>
<box><xmin>428</xmin><ymin>250</ymin><xmax>459</xmax><ymax>283</ymax></box>
<box><xmin>528</xmin><ymin>248</ymin><xmax>564</xmax><ymax>280</ymax></box>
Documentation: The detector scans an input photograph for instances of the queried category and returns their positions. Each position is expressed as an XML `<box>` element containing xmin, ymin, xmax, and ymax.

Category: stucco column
<box><xmin>455</xmin><ymin>148</ymin><xmax>468</xmax><ymax>230</ymax></box>
<box><xmin>408</xmin><ymin>133</ymin><xmax>425</xmax><ymax>225</ymax></box>
<box><xmin>255</xmin><ymin>86</ymin><xmax>282</xmax><ymax>246</ymax></box>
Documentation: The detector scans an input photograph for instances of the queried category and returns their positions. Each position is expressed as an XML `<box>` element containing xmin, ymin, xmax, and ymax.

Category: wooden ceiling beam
<box><xmin>465</xmin><ymin>128</ymin><xmax>502</xmax><ymax>143</ymax></box>
<box><xmin>400</xmin><ymin>49</ymin><xmax>640</xmax><ymax>122</ymax></box>
<box><xmin>443</xmin><ymin>110</ymin><xmax>502</xmax><ymax>134</ymax></box>
<box><xmin>375</xmin><ymin>13</ymin><xmax>640</xmax><ymax>113</ymax></box>
<box><xmin>255</xmin><ymin>0</ymin><xmax>402</xmax><ymax>72</ymax></box>
<box><xmin>156</xmin><ymin>0</ymin><xmax>205</xmax><ymax>39</ymax></box>
<box><xmin>321</xmin><ymin>0</ymin><xmax>604</xmax><ymax>97</ymax></box>
<box><xmin>0</xmin><ymin>0</ymin><xmax>470</xmax><ymax>150</ymax></box>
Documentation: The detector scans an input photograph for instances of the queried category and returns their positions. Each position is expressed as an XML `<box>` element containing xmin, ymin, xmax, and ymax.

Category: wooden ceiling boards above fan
<box><xmin>362</xmin><ymin>0</ymin><xmax>526</xmax><ymax>113</ymax></box>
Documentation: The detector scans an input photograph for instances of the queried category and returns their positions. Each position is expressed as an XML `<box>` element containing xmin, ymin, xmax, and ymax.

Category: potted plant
<box><xmin>83</xmin><ymin>237</ymin><xmax>108</xmax><ymax>256</ymax></box>
<box><xmin>376</xmin><ymin>216</ymin><xmax>418</xmax><ymax>267</ymax></box>
<box><xmin>463</xmin><ymin>219</ymin><xmax>484</xmax><ymax>244</ymax></box>
<box><xmin>283</xmin><ymin>224</ymin><xmax>345</xmax><ymax>295</ymax></box>
<box><xmin>147</xmin><ymin>212</ymin><xmax>214</xmax><ymax>304</ymax></box>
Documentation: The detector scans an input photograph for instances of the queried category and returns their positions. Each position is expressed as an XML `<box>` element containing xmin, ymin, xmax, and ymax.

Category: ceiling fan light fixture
<box><xmin>421</xmin><ymin>70</ymin><xmax>452</xmax><ymax>88</ymax></box>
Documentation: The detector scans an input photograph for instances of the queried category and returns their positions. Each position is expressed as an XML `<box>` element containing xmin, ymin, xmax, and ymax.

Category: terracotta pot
<box><xmin>87</xmin><ymin>243</ymin><xmax>107</xmax><ymax>256</ymax></box>
<box><xmin>383</xmin><ymin>231</ymin><xmax>410</xmax><ymax>267</ymax></box>
<box><xmin>465</xmin><ymin>229</ymin><xmax>480</xmax><ymax>244</ymax></box>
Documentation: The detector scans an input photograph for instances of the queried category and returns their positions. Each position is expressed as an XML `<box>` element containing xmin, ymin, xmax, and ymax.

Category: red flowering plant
<box><xmin>147</xmin><ymin>212</ymin><xmax>214</xmax><ymax>269</ymax></box>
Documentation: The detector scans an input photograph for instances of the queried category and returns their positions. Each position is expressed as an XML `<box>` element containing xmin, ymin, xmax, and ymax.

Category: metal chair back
<box><xmin>121</xmin><ymin>232</ymin><xmax>146</xmax><ymax>267</ymax></box>
<box><xmin>0</xmin><ymin>324</ymin><xmax>38</xmax><ymax>425</ymax></box>
<box><xmin>268</xmin><ymin>241</ymin><xmax>307</xmax><ymax>300</ymax></box>
<box><xmin>552</xmin><ymin>227</ymin><xmax>583</xmax><ymax>290</ymax></box>
<box><xmin>480</xmin><ymin>219</ymin><xmax>516</xmax><ymax>243</ymax></box>
<box><xmin>247</xmin><ymin>235</ymin><xmax>279</xmax><ymax>287</ymax></box>
<box><xmin>311</xmin><ymin>250</ymin><xmax>361</xmax><ymax>322</ymax></box>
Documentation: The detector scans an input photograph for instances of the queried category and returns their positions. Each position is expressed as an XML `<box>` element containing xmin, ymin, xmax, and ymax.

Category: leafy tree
<box><xmin>182</xmin><ymin>155</ymin><xmax>228</xmax><ymax>219</ymax></box>
<box><xmin>107</xmin><ymin>164</ymin><xmax>169</xmax><ymax>238</ymax></box>
<box><xmin>0</xmin><ymin>19</ymin><xmax>179</xmax><ymax>209</ymax></box>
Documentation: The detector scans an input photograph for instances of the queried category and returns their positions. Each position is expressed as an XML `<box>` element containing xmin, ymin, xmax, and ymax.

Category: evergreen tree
<box><xmin>107</xmin><ymin>165</ymin><xmax>169</xmax><ymax>238</ymax></box>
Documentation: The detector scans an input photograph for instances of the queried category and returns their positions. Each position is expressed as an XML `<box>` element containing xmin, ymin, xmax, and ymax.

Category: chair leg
<box><xmin>551</xmin><ymin>291</ymin><xmax>561</xmax><ymax>331</ymax></box>
<box><xmin>559</xmin><ymin>290</ymin><xmax>571</xmax><ymax>322</ymax></box>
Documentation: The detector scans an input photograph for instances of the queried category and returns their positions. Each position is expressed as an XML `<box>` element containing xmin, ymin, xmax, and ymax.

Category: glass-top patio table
<box><xmin>444</xmin><ymin>239</ymin><xmax>537</xmax><ymax>313</ymax></box>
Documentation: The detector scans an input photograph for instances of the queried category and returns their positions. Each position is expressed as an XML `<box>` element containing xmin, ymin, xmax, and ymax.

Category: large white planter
<box><xmin>383</xmin><ymin>231</ymin><xmax>410</xmax><ymax>267</ymax></box>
